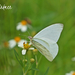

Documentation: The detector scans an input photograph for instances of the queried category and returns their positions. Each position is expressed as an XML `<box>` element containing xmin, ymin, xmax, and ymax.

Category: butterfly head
<box><xmin>28</xmin><ymin>36</ymin><xmax>33</xmax><ymax>40</ymax></box>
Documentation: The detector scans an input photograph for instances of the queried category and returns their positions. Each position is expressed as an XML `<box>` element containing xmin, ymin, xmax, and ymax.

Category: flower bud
<box><xmin>33</xmin><ymin>49</ymin><xmax>38</xmax><ymax>55</ymax></box>
<box><xmin>23</xmin><ymin>59</ymin><xmax>27</xmax><ymax>63</ymax></box>
<box><xmin>30</xmin><ymin>58</ymin><xmax>35</xmax><ymax>63</ymax></box>
<box><xmin>25</xmin><ymin>59</ymin><xmax>27</xmax><ymax>63</ymax></box>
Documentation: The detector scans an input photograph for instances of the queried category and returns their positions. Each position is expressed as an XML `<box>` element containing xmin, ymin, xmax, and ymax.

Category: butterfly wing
<box><xmin>33</xmin><ymin>23</ymin><xmax>63</xmax><ymax>42</ymax></box>
<box><xmin>32</xmin><ymin>38</ymin><xmax>58</xmax><ymax>61</ymax></box>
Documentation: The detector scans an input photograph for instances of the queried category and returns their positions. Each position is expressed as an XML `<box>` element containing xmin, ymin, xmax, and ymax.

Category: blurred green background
<box><xmin>0</xmin><ymin>0</ymin><xmax>75</xmax><ymax>75</ymax></box>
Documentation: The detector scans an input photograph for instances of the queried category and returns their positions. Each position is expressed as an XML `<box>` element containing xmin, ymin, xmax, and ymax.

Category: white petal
<box><xmin>18</xmin><ymin>40</ymin><xmax>27</xmax><ymax>48</ymax></box>
<box><xmin>22</xmin><ymin>49</ymin><xmax>26</xmax><ymax>55</ymax></box>
<box><xmin>21</xmin><ymin>26</ymin><xmax>27</xmax><ymax>32</ymax></box>
<box><xmin>70</xmin><ymin>71</ymin><xmax>75</xmax><ymax>74</ymax></box>
<box><xmin>8</xmin><ymin>40</ymin><xmax>16</xmax><ymax>48</ymax></box>
<box><xmin>72</xmin><ymin>57</ymin><xmax>75</xmax><ymax>61</ymax></box>
<box><xmin>29</xmin><ymin>47</ymin><xmax>34</xmax><ymax>50</ymax></box>
<box><xmin>65</xmin><ymin>73</ymin><xmax>71</xmax><ymax>75</ymax></box>
<box><xmin>16</xmin><ymin>23</ymin><xmax>22</xmax><ymax>30</ymax></box>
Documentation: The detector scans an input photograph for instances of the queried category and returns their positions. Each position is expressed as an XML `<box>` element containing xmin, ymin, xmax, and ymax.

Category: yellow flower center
<box><xmin>14</xmin><ymin>37</ymin><xmax>21</xmax><ymax>42</ymax></box>
<box><xmin>21</xmin><ymin>20</ymin><xmax>27</xmax><ymax>25</ymax></box>
<box><xmin>23</xmin><ymin>42</ymin><xmax>31</xmax><ymax>49</ymax></box>
<box><xmin>72</xmin><ymin>72</ymin><xmax>75</xmax><ymax>75</ymax></box>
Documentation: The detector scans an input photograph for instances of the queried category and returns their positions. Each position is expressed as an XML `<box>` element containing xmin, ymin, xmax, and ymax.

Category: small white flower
<box><xmin>8</xmin><ymin>37</ymin><xmax>27</xmax><ymax>48</ymax></box>
<box><xmin>18</xmin><ymin>41</ymin><xmax>32</xmax><ymax>48</ymax></box>
<box><xmin>65</xmin><ymin>71</ymin><xmax>75</xmax><ymax>75</ymax></box>
<box><xmin>16</xmin><ymin>20</ymin><xmax>28</xmax><ymax>32</ymax></box>
<box><xmin>18</xmin><ymin>42</ymin><xmax>34</xmax><ymax>55</ymax></box>
<box><xmin>72</xmin><ymin>57</ymin><xmax>75</xmax><ymax>61</ymax></box>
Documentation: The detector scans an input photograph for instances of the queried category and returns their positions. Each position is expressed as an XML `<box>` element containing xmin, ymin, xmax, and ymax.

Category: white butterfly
<box><xmin>28</xmin><ymin>23</ymin><xmax>63</xmax><ymax>61</ymax></box>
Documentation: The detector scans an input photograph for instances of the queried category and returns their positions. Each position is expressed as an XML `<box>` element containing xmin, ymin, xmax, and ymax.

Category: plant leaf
<box><xmin>14</xmin><ymin>49</ymin><xmax>23</xmax><ymax>67</ymax></box>
<box><xmin>28</xmin><ymin>68</ymin><xmax>39</xmax><ymax>71</ymax></box>
<box><xmin>44</xmin><ymin>67</ymin><xmax>49</xmax><ymax>75</ymax></box>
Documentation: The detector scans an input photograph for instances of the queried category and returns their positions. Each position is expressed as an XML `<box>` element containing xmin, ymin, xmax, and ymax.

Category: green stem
<box><xmin>23</xmin><ymin>68</ymin><xmax>26</xmax><ymax>75</ymax></box>
<box><xmin>25</xmin><ymin>63</ymin><xmax>31</xmax><ymax>75</ymax></box>
<box><xmin>34</xmin><ymin>55</ymin><xmax>42</xmax><ymax>75</ymax></box>
<box><xmin>22</xmin><ymin>56</ymin><xmax>26</xmax><ymax>75</ymax></box>
<box><xmin>38</xmin><ymin>55</ymin><xmax>42</xmax><ymax>65</ymax></box>
<box><xmin>34</xmin><ymin>55</ymin><xmax>38</xmax><ymax>75</ymax></box>
<box><xmin>35</xmin><ymin>55</ymin><xmax>38</xmax><ymax>68</ymax></box>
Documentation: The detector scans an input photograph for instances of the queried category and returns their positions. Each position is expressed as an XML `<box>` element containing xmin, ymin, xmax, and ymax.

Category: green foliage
<box><xmin>0</xmin><ymin>0</ymin><xmax>75</xmax><ymax>75</ymax></box>
<box><xmin>44</xmin><ymin>67</ymin><xmax>49</xmax><ymax>75</ymax></box>
<box><xmin>14</xmin><ymin>49</ymin><xmax>23</xmax><ymax>67</ymax></box>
